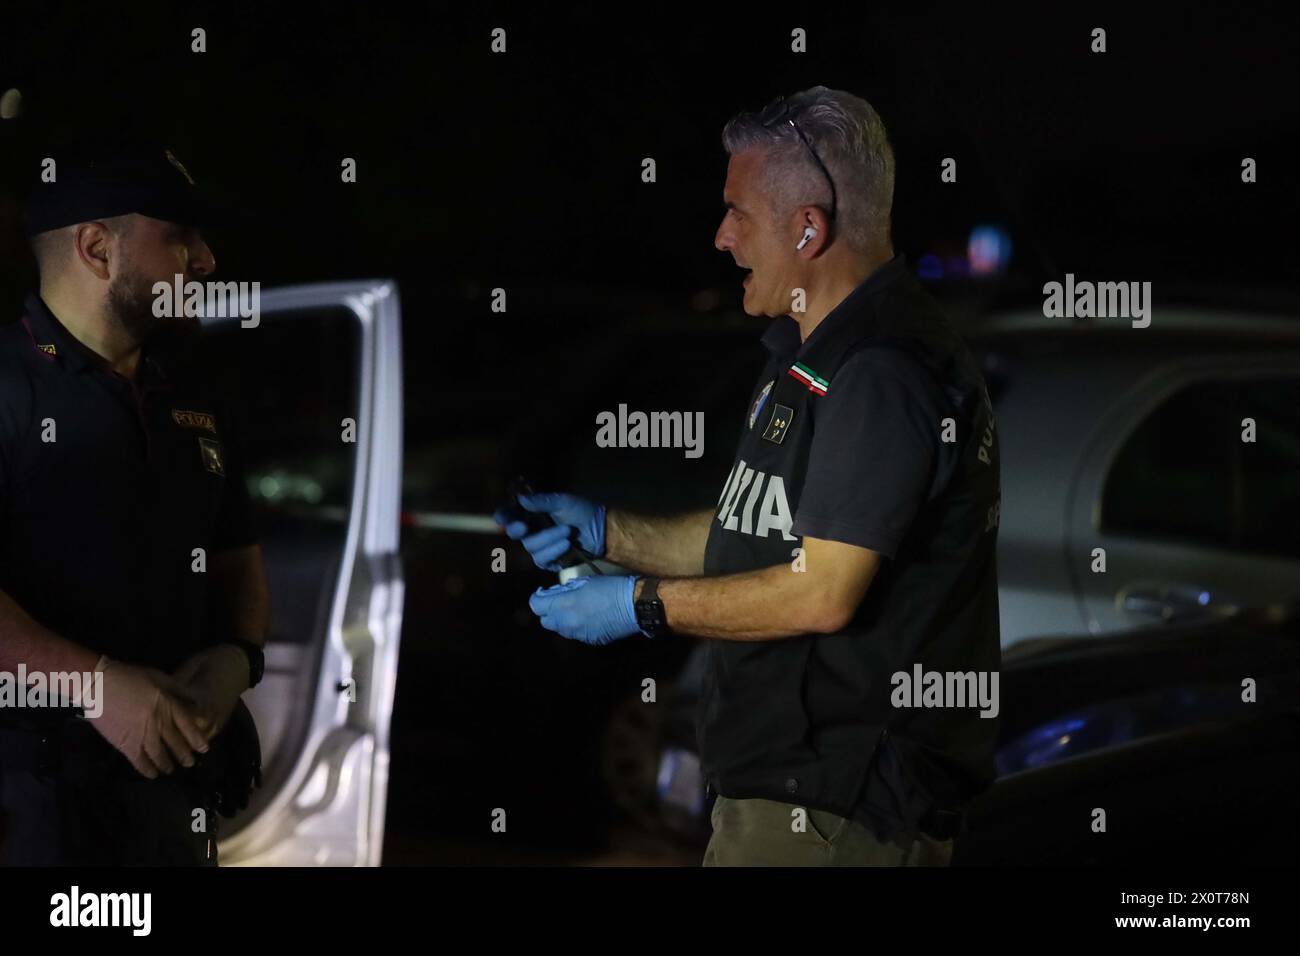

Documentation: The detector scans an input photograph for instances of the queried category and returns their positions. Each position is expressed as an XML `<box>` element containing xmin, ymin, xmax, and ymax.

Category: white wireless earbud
<box><xmin>796</xmin><ymin>226</ymin><xmax>818</xmax><ymax>250</ymax></box>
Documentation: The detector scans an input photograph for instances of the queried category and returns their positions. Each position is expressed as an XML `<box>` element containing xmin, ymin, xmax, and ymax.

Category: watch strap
<box><xmin>634</xmin><ymin>576</ymin><xmax>668</xmax><ymax>638</ymax></box>
<box><xmin>226</xmin><ymin>638</ymin><xmax>265</xmax><ymax>689</ymax></box>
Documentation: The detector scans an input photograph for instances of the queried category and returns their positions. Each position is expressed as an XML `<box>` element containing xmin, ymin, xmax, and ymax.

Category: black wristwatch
<box><xmin>225</xmin><ymin>638</ymin><xmax>265</xmax><ymax>689</ymax></box>
<box><xmin>634</xmin><ymin>576</ymin><xmax>670</xmax><ymax>639</ymax></box>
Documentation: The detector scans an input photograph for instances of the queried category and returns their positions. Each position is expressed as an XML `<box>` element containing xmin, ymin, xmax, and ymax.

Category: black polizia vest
<box><xmin>698</xmin><ymin>263</ymin><xmax>1001</xmax><ymax>834</ymax></box>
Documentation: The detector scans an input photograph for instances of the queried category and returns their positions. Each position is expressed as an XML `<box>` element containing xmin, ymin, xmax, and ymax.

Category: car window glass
<box><xmin>1102</xmin><ymin>377</ymin><xmax>1300</xmax><ymax>560</ymax></box>
<box><xmin>191</xmin><ymin>307</ymin><xmax>360</xmax><ymax>783</ymax></box>
<box><xmin>1101</xmin><ymin>382</ymin><xmax>1236</xmax><ymax>549</ymax></box>
<box><xmin>1238</xmin><ymin>378</ymin><xmax>1300</xmax><ymax>558</ymax></box>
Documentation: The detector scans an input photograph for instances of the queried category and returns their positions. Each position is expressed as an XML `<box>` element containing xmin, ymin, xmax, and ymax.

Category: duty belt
<box><xmin>0</xmin><ymin>704</ymin><xmax>263</xmax><ymax>820</ymax></box>
<box><xmin>0</xmin><ymin>709</ymin><xmax>120</xmax><ymax>779</ymax></box>
<box><xmin>920</xmin><ymin>806</ymin><xmax>967</xmax><ymax>841</ymax></box>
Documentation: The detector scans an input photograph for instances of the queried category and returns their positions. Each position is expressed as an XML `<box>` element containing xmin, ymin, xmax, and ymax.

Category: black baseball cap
<box><xmin>24</xmin><ymin>139</ymin><xmax>219</xmax><ymax>236</ymax></box>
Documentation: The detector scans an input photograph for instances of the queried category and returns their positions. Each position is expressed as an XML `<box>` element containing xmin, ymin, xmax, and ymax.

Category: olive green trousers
<box><xmin>702</xmin><ymin>795</ymin><xmax>954</xmax><ymax>867</ymax></box>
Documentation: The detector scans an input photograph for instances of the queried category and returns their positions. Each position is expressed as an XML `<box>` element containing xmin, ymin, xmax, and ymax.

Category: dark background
<box><xmin>2</xmin><ymin>2</ymin><xmax>1297</xmax><ymax>863</ymax></box>
<box><xmin>4</xmin><ymin>3</ymin><xmax>1298</xmax><ymax>376</ymax></box>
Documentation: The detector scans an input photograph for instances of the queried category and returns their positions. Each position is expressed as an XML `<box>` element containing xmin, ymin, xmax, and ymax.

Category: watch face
<box><xmin>636</xmin><ymin>599</ymin><xmax>666</xmax><ymax>635</ymax></box>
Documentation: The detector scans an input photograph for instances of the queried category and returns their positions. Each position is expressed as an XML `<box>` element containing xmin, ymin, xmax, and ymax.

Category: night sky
<box><xmin>4</xmin><ymin>5</ymin><xmax>1297</xmax><ymax>315</ymax></box>
<box><xmin>5</xmin><ymin>4</ymin><xmax>1297</xmax><ymax>504</ymax></box>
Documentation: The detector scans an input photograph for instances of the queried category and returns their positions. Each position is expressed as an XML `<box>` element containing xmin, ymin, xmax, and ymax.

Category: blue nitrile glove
<box><xmin>492</xmin><ymin>492</ymin><xmax>607</xmax><ymax>572</ymax></box>
<box><xmin>528</xmin><ymin>575</ymin><xmax>641</xmax><ymax>645</ymax></box>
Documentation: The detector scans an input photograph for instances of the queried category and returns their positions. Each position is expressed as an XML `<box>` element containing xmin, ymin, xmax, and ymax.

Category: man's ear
<box><xmin>72</xmin><ymin>221</ymin><xmax>115</xmax><ymax>281</ymax></box>
<box><xmin>790</xmin><ymin>207</ymin><xmax>826</xmax><ymax>256</ymax></box>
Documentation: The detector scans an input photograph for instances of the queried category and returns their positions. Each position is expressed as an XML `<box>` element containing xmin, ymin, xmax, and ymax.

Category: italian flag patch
<box><xmin>787</xmin><ymin>361</ymin><xmax>829</xmax><ymax>396</ymax></box>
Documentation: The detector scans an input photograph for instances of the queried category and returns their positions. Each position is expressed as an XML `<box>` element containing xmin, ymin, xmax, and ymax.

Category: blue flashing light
<box><xmin>968</xmin><ymin>224</ymin><xmax>1012</xmax><ymax>275</ymax></box>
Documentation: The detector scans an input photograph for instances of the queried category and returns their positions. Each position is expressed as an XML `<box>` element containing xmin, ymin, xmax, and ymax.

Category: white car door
<box><xmin>192</xmin><ymin>281</ymin><xmax>404</xmax><ymax>866</ymax></box>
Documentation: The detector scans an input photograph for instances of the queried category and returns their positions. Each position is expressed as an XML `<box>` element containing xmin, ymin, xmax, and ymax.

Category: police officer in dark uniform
<box><xmin>0</xmin><ymin>141</ymin><xmax>269</xmax><ymax>865</ymax></box>
<box><xmin>498</xmin><ymin>87</ymin><xmax>1001</xmax><ymax>866</ymax></box>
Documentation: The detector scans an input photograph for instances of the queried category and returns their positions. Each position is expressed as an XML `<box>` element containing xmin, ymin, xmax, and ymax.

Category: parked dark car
<box><xmin>607</xmin><ymin>602</ymin><xmax>1300</xmax><ymax>863</ymax></box>
<box><xmin>958</xmin><ymin>601</ymin><xmax>1300</xmax><ymax>864</ymax></box>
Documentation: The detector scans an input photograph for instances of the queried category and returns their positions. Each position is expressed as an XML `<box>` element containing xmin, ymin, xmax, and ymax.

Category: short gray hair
<box><xmin>721</xmin><ymin>86</ymin><xmax>895</xmax><ymax>252</ymax></box>
<box><xmin>29</xmin><ymin>214</ymin><xmax>135</xmax><ymax>277</ymax></box>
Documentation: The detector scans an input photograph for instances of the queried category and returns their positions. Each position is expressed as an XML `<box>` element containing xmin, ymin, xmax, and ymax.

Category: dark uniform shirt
<box><xmin>0</xmin><ymin>294</ymin><xmax>257</xmax><ymax>670</ymax></box>
<box><xmin>699</xmin><ymin>255</ymin><xmax>1002</xmax><ymax>842</ymax></box>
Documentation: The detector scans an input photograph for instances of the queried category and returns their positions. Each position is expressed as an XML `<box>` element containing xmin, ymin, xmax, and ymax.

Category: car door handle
<box><xmin>1117</xmin><ymin>582</ymin><xmax>1240</xmax><ymax>622</ymax></box>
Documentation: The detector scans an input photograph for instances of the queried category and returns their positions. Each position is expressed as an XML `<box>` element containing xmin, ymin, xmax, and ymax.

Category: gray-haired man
<box><xmin>507</xmin><ymin>87</ymin><xmax>1002</xmax><ymax>866</ymax></box>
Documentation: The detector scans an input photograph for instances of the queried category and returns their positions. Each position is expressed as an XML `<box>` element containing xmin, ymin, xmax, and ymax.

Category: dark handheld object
<box><xmin>500</xmin><ymin>475</ymin><xmax>600</xmax><ymax>573</ymax></box>
<box><xmin>501</xmin><ymin>476</ymin><xmax>556</xmax><ymax>536</ymax></box>
<box><xmin>188</xmin><ymin>698</ymin><xmax>263</xmax><ymax>818</ymax></box>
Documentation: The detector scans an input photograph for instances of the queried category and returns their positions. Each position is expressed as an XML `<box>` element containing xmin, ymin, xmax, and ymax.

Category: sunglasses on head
<box><xmin>760</xmin><ymin>96</ymin><xmax>838</xmax><ymax>223</ymax></box>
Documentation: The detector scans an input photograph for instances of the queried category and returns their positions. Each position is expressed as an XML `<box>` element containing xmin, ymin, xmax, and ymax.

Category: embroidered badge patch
<box><xmin>761</xmin><ymin>403</ymin><xmax>795</xmax><ymax>444</ymax></box>
<box><xmin>198</xmin><ymin>437</ymin><xmax>225</xmax><ymax>476</ymax></box>
<box><xmin>748</xmin><ymin>379</ymin><xmax>775</xmax><ymax>429</ymax></box>
<box><xmin>36</xmin><ymin>343</ymin><xmax>57</xmax><ymax>356</ymax></box>
<box><xmin>172</xmin><ymin>409</ymin><xmax>217</xmax><ymax>433</ymax></box>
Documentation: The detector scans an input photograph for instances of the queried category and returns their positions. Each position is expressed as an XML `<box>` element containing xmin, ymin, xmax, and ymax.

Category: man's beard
<box><xmin>106</xmin><ymin>268</ymin><xmax>202</xmax><ymax>360</ymax></box>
